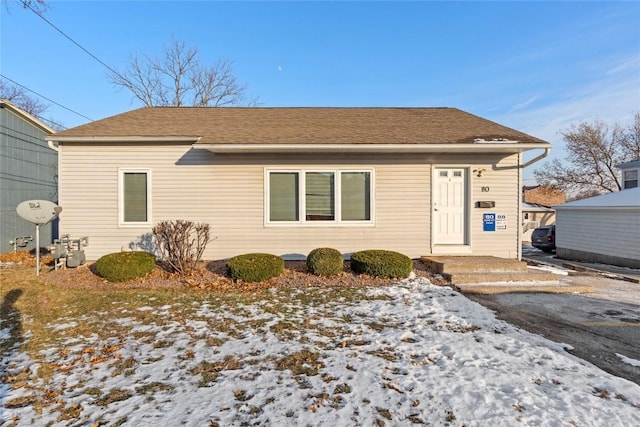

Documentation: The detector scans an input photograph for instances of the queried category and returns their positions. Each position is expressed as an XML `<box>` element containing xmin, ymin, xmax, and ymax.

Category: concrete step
<box><xmin>443</xmin><ymin>270</ymin><xmax>559</xmax><ymax>285</ymax></box>
<box><xmin>421</xmin><ymin>256</ymin><xmax>528</xmax><ymax>274</ymax></box>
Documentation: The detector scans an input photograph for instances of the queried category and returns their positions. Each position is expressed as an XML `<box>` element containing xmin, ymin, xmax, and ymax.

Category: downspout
<box><xmin>517</xmin><ymin>152</ymin><xmax>523</xmax><ymax>260</ymax></box>
<box><xmin>517</xmin><ymin>147</ymin><xmax>550</xmax><ymax>260</ymax></box>
<box><xmin>47</xmin><ymin>140</ymin><xmax>59</xmax><ymax>152</ymax></box>
<box><xmin>521</xmin><ymin>147</ymin><xmax>550</xmax><ymax>168</ymax></box>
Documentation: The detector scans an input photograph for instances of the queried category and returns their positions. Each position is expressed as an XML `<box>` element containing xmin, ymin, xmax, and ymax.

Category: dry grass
<box><xmin>0</xmin><ymin>253</ymin><xmax>439</xmax><ymax>365</ymax></box>
<box><xmin>0</xmin><ymin>251</ymin><xmax>449</xmax><ymax>424</ymax></box>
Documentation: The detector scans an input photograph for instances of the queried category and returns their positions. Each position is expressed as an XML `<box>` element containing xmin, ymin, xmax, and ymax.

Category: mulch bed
<box><xmin>1</xmin><ymin>251</ymin><xmax>447</xmax><ymax>292</ymax></box>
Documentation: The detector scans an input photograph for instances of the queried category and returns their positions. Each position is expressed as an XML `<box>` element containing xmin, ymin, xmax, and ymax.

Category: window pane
<box><xmin>624</xmin><ymin>170</ymin><xmax>638</xmax><ymax>189</ymax></box>
<box><xmin>124</xmin><ymin>172</ymin><xmax>148</xmax><ymax>222</ymax></box>
<box><xmin>270</xmin><ymin>172</ymin><xmax>299</xmax><ymax>221</ymax></box>
<box><xmin>306</xmin><ymin>172</ymin><xmax>335</xmax><ymax>221</ymax></box>
<box><xmin>341</xmin><ymin>172</ymin><xmax>371</xmax><ymax>221</ymax></box>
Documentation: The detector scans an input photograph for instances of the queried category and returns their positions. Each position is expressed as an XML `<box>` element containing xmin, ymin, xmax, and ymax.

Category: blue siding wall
<box><xmin>0</xmin><ymin>106</ymin><xmax>57</xmax><ymax>253</ymax></box>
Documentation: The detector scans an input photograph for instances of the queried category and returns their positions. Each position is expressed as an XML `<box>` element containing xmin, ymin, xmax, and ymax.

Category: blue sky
<box><xmin>1</xmin><ymin>1</ymin><xmax>639</xmax><ymax>183</ymax></box>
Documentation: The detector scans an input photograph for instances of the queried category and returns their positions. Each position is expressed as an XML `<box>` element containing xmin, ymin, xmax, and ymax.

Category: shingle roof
<box><xmin>51</xmin><ymin>107</ymin><xmax>548</xmax><ymax>145</ymax></box>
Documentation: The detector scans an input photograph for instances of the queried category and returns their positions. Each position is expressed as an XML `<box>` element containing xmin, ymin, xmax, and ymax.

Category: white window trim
<box><xmin>623</xmin><ymin>169</ymin><xmax>638</xmax><ymax>189</ymax></box>
<box><xmin>264</xmin><ymin>168</ymin><xmax>375</xmax><ymax>227</ymax></box>
<box><xmin>118</xmin><ymin>168</ymin><xmax>152</xmax><ymax>227</ymax></box>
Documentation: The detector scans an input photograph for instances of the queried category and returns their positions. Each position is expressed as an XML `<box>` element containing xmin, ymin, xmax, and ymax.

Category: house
<box><xmin>46</xmin><ymin>107</ymin><xmax>551</xmax><ymax>261</ymax></box>
<box><xmin>618</xmin><ymin>159</ymin><xmax>639</xmax><ymax>190</ymax></box>
<box><xmin>521</xmin><ymin>202</ymin><xmax>555</xmax><ymax>242</ymax></box>
<box><xmin>521</xmin><ymin>185</ymin><xmax>565</xmax><ymax>242</ymax></box>
<box><xmin>0</xmin><ymin>99</ymin><xmax>57</xmax><ymax>253</ymax></box>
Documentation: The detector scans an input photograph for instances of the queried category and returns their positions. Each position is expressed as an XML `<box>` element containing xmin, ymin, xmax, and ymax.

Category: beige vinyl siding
<box><xmin>556</xmin><ymin>208</ymin><xmax>640</xmax><ymax>262</ymax></box>
<box><xmin>59</xmin><ymin>145</ymin><xmax>432</xmax><ymax>260</ymax></box>
<box><xmin>467</xmin><ymin>154</ymin><xmax>521</xmax><ymax>259</ymax></box>
<box><xmin>59</xmin><ymin>143</ymin><xmax>522</xmax><ymax>260</ymax></box>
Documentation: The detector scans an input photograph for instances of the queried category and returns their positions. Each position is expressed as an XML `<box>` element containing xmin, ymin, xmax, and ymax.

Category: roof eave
<box><xmin>192</xmin><ymin>142</ymin><xmax>551</xmax><ymax>154</ymax></box>
<box><xmin>47</xmin><ymin>136</ymin><xmax>202</xmax><ymax>143</ymax></box>
<box><xmin>1</xmin><ymin>99</ymin><xmax>55</xmax><ymax>134</ymax></box>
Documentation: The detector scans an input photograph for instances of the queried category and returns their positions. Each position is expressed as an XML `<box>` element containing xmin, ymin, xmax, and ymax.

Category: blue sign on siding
<box><xmin>483</xmin><ymin>213</ymin><xmax>496</xmax><ymax>232</ymax></box>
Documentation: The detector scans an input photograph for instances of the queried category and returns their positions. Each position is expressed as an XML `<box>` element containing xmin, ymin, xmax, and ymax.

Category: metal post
<box><xmin>36</xmin><ymin>224</ymin><xmax>40</xmax><ymax>276</ymax></box>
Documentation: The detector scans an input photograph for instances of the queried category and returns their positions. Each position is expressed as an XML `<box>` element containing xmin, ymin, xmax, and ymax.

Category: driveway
<box><xmin>466</xmin><ymin>292</ymin><xmax>640</xmax><ymax>385</ymax></box>
<box><xmin>465</xmin><ymin>246</ymin><xmax>640</xmax><ymax>385</ymax></box>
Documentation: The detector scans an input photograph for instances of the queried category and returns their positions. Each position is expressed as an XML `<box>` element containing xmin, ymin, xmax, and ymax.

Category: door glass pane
<box><xmin>306</xmin><ymin>172</ymin><xmax>335</xmax><ymax>221</ymax></box>
<box><xmin>124</xmin><ymin>172</ymin><xmax>147</xmax><ymax>222</ymax></box>
<box><xmin>341</xmin><ymin>172</ymin><xmax>371</xmax><ymax>221</ymax></box>
<box><xmin>270</xmin><ymin>172</ymin><xmax>299</xmax><ymax>221</ymax></box>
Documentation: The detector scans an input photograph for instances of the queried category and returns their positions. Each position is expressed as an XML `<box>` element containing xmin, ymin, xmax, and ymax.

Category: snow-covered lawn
<box><xmin>2</xmin><ymin>276</ymin><xmax>639</xmax><ymax>426</ymax></box>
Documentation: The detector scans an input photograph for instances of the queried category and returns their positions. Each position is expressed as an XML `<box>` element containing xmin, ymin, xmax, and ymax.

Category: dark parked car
<box><xmin>531</xmin><ymin>225</ymin><xmax>556</xmax><ymax>252</ymax></box>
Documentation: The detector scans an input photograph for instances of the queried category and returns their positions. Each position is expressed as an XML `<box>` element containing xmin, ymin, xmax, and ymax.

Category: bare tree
<box><xmin>535</xmin><ymin>113</ymin><xmax>640</xmax><ymax>197</ymax></box>
<box><xmin>2</xmin><ymin>0</ymin><xmax>48</xmax><ymax>14</ymax></box>
<box><xmin>0</xmin><ymin>80</ymin><xmax>49</xmax><ymax>117</ymax></box>
<box><xmin>621</xmin><ymin>112</ymin><xmax>640</xmax><ymax>160</ymax></box>
<box><xmin>110</xmin><ymin>38</ymin><xmax>252</xmax><ymax>107</ymax></box>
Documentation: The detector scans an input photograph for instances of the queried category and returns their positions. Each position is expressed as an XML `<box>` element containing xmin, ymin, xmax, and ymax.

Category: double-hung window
<box><xmin>267</xmin><ymin>169</ymin><xmax>373</xmax><ymax>225</ymax></box>
<box><xmin>119</xmin><ymin>168</ymin><xmax>151</xmax><ymax>226</ymax></box>
<box><xmin>623</xmin><ymin>169</ymin><xmax>638</xmax><ymax>189</ymax></box>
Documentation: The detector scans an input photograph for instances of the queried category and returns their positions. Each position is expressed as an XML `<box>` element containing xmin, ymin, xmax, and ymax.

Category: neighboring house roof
<box><xmin>0</xmin><ymin>99</ymin><xmax>55</xmax><ymax>134</ymax></box>
<box><xmin>617</xmin><ymin>159</ymin><xmax>640</xmax><ymax>170</ymax></box>
<box><xmin>48</xmin><ymin>107</ymin><xmax>550</xmax><ymax>153</ymax></box>
<box><xmin>522</xmin><ymin>185</ymin><xmax>566</xmax><ymax>207</ymax></box>
<box><xmin>555</xmin><ymin>188</ymin><xmax>640</xmax><ymax>209</ymax></box>
<box><xmin>522</xmin><ymin>202</ymin><xmax>554</xmax><ymax>212</ymax></box>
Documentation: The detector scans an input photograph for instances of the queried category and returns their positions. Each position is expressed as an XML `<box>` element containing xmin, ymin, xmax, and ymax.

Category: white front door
<box><xmin>433</xmin><ymin>168</ymin><xmax>467</xmax><ymax>245</ymax></box>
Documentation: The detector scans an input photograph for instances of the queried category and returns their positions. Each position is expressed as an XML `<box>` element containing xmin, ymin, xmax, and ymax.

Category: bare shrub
<box><xmin>152</xmin><ymin>220</ymin><xmax>212</xmax><ymax>275</ymax></box>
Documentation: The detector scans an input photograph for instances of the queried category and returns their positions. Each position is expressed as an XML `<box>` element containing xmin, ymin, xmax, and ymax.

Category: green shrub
<box><xmin>306</xmin><ymin>248</ymin><xmax>344</xmax><ymax>276</ymax></box>
<box><xmin>350</xmin><ymin>250</ymin><xmax>412</xmax><ymax>279</ymax></box>
<box><xmin>226</xmin><ymin>253</ymin><xmax>284</xmax><ymax>282</ymax></box>
<box><xmin>95</xmin><ymin>251</ymin><xmax>156</xmax><ymax>282</ymax></box>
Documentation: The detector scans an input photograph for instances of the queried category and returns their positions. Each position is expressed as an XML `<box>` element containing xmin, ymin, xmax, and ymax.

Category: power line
<box><xmin>20</xmin><ymin>0</ymin><xmax>125</xmax><ymax>80</ymax></box>
<box><xmin>33</xmin><ymin>115</ymin><xmax>67</xmax><ymax>130</ymax></box>
<box><xmin>0</xmin><ymin>74</ymin><xmax>93</xmax><ymax>121</ymax></box>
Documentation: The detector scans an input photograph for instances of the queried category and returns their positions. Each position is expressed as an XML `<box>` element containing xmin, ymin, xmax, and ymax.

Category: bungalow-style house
<box><xmin>1</xmin><ymin>100</ymin><xmax>56</xmax><ymax>253</ymax></box>
<box><xmin>521</xmin><ymin>202</ymin><xmax>555</xmax><ymax>243</ymax></box>
<box><xmin>46</xmin><ymin>107</ymin><xmax>551</xmax><ymax>261</ymax></box>
<box><xmin>521</xmin><ymin>185</ymin><xmax>565</xmax><ymax>242</ymax></box>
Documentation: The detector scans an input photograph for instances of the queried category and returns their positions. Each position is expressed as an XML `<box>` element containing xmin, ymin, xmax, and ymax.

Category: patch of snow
<box><xmin>0</xmin><ymin>328</ymin><xmax>10</xmax><ymax>340</ymax></box>
<box><xmin>616</xmin><ymin>353</ymin><xmax>640</xmax><ymax>367</ymax></box>
<box><xmin>3</xmin><ymin>277</ymin><xmax>639</xmax><ymax>426</ymax></box>
<box><xmin>50</xmin><ymin>321</ymin><xmax>78</xmax><ymax>331</ymax></box>
<box><xmin>461</xmin><ymin>280</ymin><xmax>562</xmax><ymax>287</ymax></box>
<box><xmin>528</xmin><ymin>264</ymin><xmax>569</xmax><ymax>276</ymax></box>
<box><xmin>556</xmin><ymin>187</ymin><xmax>640</xmax><ymax>208</ymax></box>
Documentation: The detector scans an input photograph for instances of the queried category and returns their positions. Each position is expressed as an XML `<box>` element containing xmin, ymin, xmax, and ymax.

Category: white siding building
<box><xmin>555</xmin><ymin>188</ymin><xmax>640</xmax><ymax>268</ymax></box>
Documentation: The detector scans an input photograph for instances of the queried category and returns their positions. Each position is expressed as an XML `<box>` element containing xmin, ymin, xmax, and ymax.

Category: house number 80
<box><xmin>481</xmin><ymin>186</ymin><xmax>490</xmax><ymax>192</ymax></box>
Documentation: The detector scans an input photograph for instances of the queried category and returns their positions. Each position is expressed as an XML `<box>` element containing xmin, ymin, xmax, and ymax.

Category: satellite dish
<box><xmin>16</xmin><ymin>200</ymin><xmax>62</xmax><ymax>225</ymax></box>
